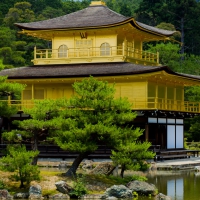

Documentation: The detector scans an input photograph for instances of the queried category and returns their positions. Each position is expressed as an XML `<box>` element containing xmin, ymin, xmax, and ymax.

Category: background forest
<box><xmin>1</xmin><ymin>0</ymin><xmax>200</xmax><ymax>141</ymax></box>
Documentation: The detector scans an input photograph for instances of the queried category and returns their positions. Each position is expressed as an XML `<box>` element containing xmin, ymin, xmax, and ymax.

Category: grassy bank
<box><xmin>0</xmin><ymin>169</ymin><xmax>146</xmax><ymax>196</ymax></box>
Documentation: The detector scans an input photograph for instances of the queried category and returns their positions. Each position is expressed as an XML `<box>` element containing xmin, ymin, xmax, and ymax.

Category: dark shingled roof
<box><xmin>15</xmin><ymin>5</ymin><xmax>175</xmax><ymax>36</ymax></box>
<box><xmin>15</xmin><ymin>5</ymin><xmax>130</xmax><ymax>30</ymax></box>
<box><xmin>0</xmin><ymin>62</ymin><xmax>195</xmax><ymax>80</ymax></box>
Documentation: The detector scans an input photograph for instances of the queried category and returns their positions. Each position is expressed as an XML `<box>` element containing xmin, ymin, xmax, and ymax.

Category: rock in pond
<box><xmin>55</xmin><ymin>181</ymin><xmax>73</xmax><ymax>194</ymax></box>
<box><xmin>81</xmin><ymin>194</ymin><xmax>103</xmax><ymax>199</ymax></box>
<box><xmin>90</xmin><ymin>162</ymin><xmax>115</xmax><ymax>175</ymax></box>
<box><xmin>0</xmin><ymin>189</ymin><xmax>13</xmax><ymax>200</ymax></box>
<box><xmin>126</xmin><ymin>180</ymin><xmax>157</xmax><ymax>196</ymax></box>
<box><xmin>101</xmin><ymin>185</ymin><xmax>132</xmax><ymax>199</ymax></box>
<box><xmin>49</xmin><ymin>193</ymin><xmax>70</xmax><ymax>199</ymax></box>
<box><xmin>155</xmin><ymin>193</ymin><xmax>172</xmax><ymax>200</ymax></box>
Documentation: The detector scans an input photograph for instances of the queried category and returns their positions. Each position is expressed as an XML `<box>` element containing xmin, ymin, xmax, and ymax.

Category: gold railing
<box><xmin>130</xmin><ymin>97</ymin><xmax>200</xmax><ymax>113</ymax></box>
<box><xmin>4</xmin><ymin>98</ymin><xmax>200</xmax><ymax>113</ymax></box>
<box><xmin>34</xmin><ymin>46</ymin><xmax>159</xmax><ymax>64</ymax></box>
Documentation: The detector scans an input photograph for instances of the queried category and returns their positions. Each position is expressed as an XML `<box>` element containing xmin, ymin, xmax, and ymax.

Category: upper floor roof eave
<box><xmin>1</xmin><ymin>63</ymin><xmax>200</xmax><ymax>86</ymax></box>
<box><xmin>16</xmin><ymin>18</ymin><xmax>175</xmax><ymax>38</ymax></box>
<box><xmin>14</xmin><ymin>4</ymin><xmax>175</xmax><ymax>38</ymax></box>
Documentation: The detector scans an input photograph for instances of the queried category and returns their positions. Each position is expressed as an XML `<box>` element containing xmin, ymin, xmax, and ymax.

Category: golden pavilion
<box><xmin>1</xmin><ymin>0</ymin><xmax>200</xmax><ymax>150</ymax></box>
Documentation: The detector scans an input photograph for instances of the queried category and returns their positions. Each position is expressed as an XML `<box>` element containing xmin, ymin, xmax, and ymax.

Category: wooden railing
<box><xmin>3</xmin><ymin>98</ymin><xmax>200</xmax><ymax>113</ymax></box>
<box><xmin>33</xmin><ymin>46</ymin><xmax>159</xmax><ymax>64</ymax></box>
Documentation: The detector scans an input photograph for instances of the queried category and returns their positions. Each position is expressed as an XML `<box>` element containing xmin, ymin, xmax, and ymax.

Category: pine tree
<box><xmin>3</xmin><ymin>99</ymin><xmax>64</xmax><ymax>165</ymax></box>
<box><xmin>53</xmin><ymin>76</ymin><xmax>143</xmax><ymax>176</ymax></box>
<box><xmin>0</xmin><ymin>145</ymin><xmax>40</xmax><ymax>188</ymax></box>
<box><xmin>111</xmin><ymin>141</ymin><xmax>155</xmax><ymax>178</ymax></box>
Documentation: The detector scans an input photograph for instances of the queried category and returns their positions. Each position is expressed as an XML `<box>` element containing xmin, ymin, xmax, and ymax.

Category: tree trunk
<box><xmin>20</xmin><ymin>179</ymin><xmax>24</xmax><ymax>188</ymax></box>
<box><xmin>65</xmin><ymin>152</ymin><xmax>89</xmax><ymax>177</ymax></box>
<box><xmin>31</xmin><ymin>130</ymin><xmax>39</xmax><ymax>165</ymax></box>
<box><xmin>120</xmin><ymin>164</ymin><xmax>125</xmax><ymax>178</ymax></box>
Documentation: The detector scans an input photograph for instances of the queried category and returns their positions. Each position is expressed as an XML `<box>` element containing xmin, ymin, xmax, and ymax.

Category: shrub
<box><xmin>0</xmin><ymin>145</ymin><xmax>40</xmax><ymax>188</ymax></box>
<box><xmin>69</xmin><ymin>174</ymin><xmax>88</xmax><ymax>198</ymax></box>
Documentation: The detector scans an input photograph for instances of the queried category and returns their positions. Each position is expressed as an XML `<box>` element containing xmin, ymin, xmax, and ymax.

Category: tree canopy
<box><xmin>51</xmin><ymin>77</ymin><xmax>144</xmax><ymax>176</ymax></box>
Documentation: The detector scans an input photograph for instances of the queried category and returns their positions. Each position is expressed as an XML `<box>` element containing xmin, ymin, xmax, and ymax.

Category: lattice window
<box><xmin>58</xmin><ymin>44</ymin><xmax>68</xmax><ymax>58</ymax></box>
<box><xmin>100</xmin><ymin>42</ymin><xmax>110</xmax><ymax>56</ymax></box>
<box><xmin>34</xmin><ymin>89</ymin><xmax>44</xmax><ymax>99</ymax></box>
<box><xmin>23</xmin><ymin>90</ymin><xmax>32</xmax><ymax>100</ymax></box>
<box><xmin>76</xmin><ymin>40</ymin><xmax>92</xmax><ymax>48</ymax></box>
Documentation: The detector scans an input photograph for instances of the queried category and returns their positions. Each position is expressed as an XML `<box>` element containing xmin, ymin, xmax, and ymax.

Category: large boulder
<box><xmin>90</xmin><ymin>162</ymin><xmax>115</xmax><ymax>175</ymax></box>
<box><xmin>126</xmin><ymin>180</ymin><xmax>157</xmax><ymax>196</ymax></box>
<box><xmin>155</xmin><ymin>193</ymin><xmax>172</xmax><ymax>200</ymax></box>
<box><xmin>13</xmin><ymin>193</ymin><xmax>29</xmax><ymax>199</ymax></box>
<box><xmin>0</xmin><ymin>190</ymin><xmax>13</xmax><ymax>199</ymax></box>
<box><xmin>29</xmin><ymin>185</ymin><xmax>42</xmax><ymax>199</ymax></box>
<box><xmin>101</xmin><ymin>185</ymin><xmax>132</xmax><ymax>199</ymax></box>
<box><xmin>55</xmin><ymin>181</ymin><xmax>73</xmax><ymax>194</ymax></box>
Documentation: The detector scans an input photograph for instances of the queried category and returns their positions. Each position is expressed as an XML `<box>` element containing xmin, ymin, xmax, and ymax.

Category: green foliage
<box><xmin>184</xmin><ymin>86</ymin><xmax>200</xmax><ymax>142</ymax></box>
<box><xmin>0</xmin><ymin>145</ymin><xmax>40</xmax><ymax>188</ymax></box>
<box><xmin>136</xmin><ymin>0</ymin><xmax>200</xmax><ymax>55</ymax></box>
<box><xmin>105</xmin><ymin>0</ymin><xmax>142</xmax><ymax>17</ymax></box>
<box><xmin>4</xmin><ymin>2</ymin><xmax>35</xmax><ymax>28</ymax></box>
<box><xmin>42</xmin><ymin>76</ymin><xmax>144</xmax><ymax>176</ymax></box>
<box><xmin>0</xmin><ymin>179</ymin><xmax>6</xmax><ymax>189</ymax></box>
<box><xmin>131</xmin><ymin>174</ymin><xmax>147</xmax><ymax>181</ymax></box>
<box><xmin>37</xmin><ymin>6</ymin><xmax>65</xmax><ymax>20</ymax></box>
<box><xmin>111</xmin><ymin>141</ymin><xmax>155</xmax><ymax>178</ymax></box>
<box><xmin>69</xmin><ymin>174</ymin><xmax>88</xmax><ymax>198</ymax></box>
<box><xmin>184</xmin><ymin>138</ymin><xmax>189</xmax><ymax>149</ymax></box>
<box><xmin>0</xmin><ymin>76</ymin><xmax>25</xmax><ymax>117</ymax></box>
<box><xmin>186</xmin><ymin>141</ymin><xmax>200</xmax><ymax>150</ymax></box>
<box><xmin>54</xmin><ymin>77</ymin><xmax>140</xmax><ymax>154</ymax></box>
<box><xmin>3</xmin><ymin>99</ymin><xmax>64</xmax><ymax>164</ymax></box>
<box><xmin>147</xmin><ymin>42</ymin><xmax>181</xmax><ymax>71</ymax></box>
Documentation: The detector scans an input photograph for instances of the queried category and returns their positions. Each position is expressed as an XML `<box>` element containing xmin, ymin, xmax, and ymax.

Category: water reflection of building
<box><xmin>147</xmin><ymin>171</ymin><xmax>200</xmax><ymax>200</ymax></box>
<box><xmin>167</xmin><ymin>179</ymin><xmax>184</xmax><ymax>200</ymax></box>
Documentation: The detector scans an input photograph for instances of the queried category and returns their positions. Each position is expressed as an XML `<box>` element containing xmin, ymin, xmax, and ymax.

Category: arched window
<box><xmin>58</xmin><ymin>45</ymin><xmax>68</xmax><ymax>58</ymax></box>
<box><xmin>100</xmin><ymin>43</ymin><xmax>110</xmax><ymax>56</ymax></box>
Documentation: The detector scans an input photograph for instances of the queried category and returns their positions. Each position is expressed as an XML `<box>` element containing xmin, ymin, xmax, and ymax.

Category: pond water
<box><xmin>143</xmin><ymin>170</ymin><xmax>200</xmax><ymax>200</ymax></box>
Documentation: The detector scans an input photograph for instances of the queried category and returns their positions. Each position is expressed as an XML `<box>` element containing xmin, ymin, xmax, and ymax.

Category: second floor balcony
<box><xmin>32</xmin><ymin>46</ymin><xmax>159</xmax><ymax>66</ymax></box>
<box><xmin>4</xmin><ymin>98</ymin><xmax>200</xmax><ymax>114</ymax></box>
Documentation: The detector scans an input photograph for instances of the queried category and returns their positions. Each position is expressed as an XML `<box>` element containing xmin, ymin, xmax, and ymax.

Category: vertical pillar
<box><xmin>182</xmin><ymin>85</ymin><xmax>184</xmax><ymax>111</ymax></box>
<box><xmin>32</xmin><ymin>84</ymin><xmax>34</xmax><ymax>100</ymax></box>
<box><xmin>157</xmin><ymin>52</ymin><xmax>159</xmax><ymax>64</ymax></box>
<box><xmin>145</xmin><ymin>123</ymin><xmax>149</xmax><ymax>141</ymax></box>
<box><xmin>123</xmin><ymin>38</ymin><xmax>127</xmax><ymax>56</ymax></box>
<box><xmin>165</xmin><ymin>85</ymin><xmax>167</xmax><ymax>109</ymax></box>
<box><xmin>34</xmin><ymin>46</ymin><xmax>36</xmax><ymax>60</ymax></box>
<box><xmin>155</xmin><ymin>83</ymin><xmax>158</xmax><ymax>109</ymax></box>
<box><xmin>174</xmin><ymin>85</ymin><xmax>176</xmax><ymax>110</ymax></box>
<box><xmin>8</xmin><ymin>95</ymin><xmax>11</xmax><ymax>106</ymax></box>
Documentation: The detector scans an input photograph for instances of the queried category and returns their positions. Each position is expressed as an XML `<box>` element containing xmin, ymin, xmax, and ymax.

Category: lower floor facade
<box><xmin>133</xmin><ymin>110</ymin><xmax>192</xmax><ymax>150</ymax></box>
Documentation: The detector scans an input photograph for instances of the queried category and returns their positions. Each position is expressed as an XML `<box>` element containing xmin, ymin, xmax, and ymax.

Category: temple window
<box><xmin>76</xmin><ymin>40</ymin><xmax>92</xmax><ymax>48</ymax></box>
<box><xmin>100</xmin><ymin>42</ymin><xmax>110</xmax><ymax>56</ymax></box>
<box><xmin>58</xmin><ymin>44</ymin><xmax>68</xmax><ymax>58</ymax></box>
